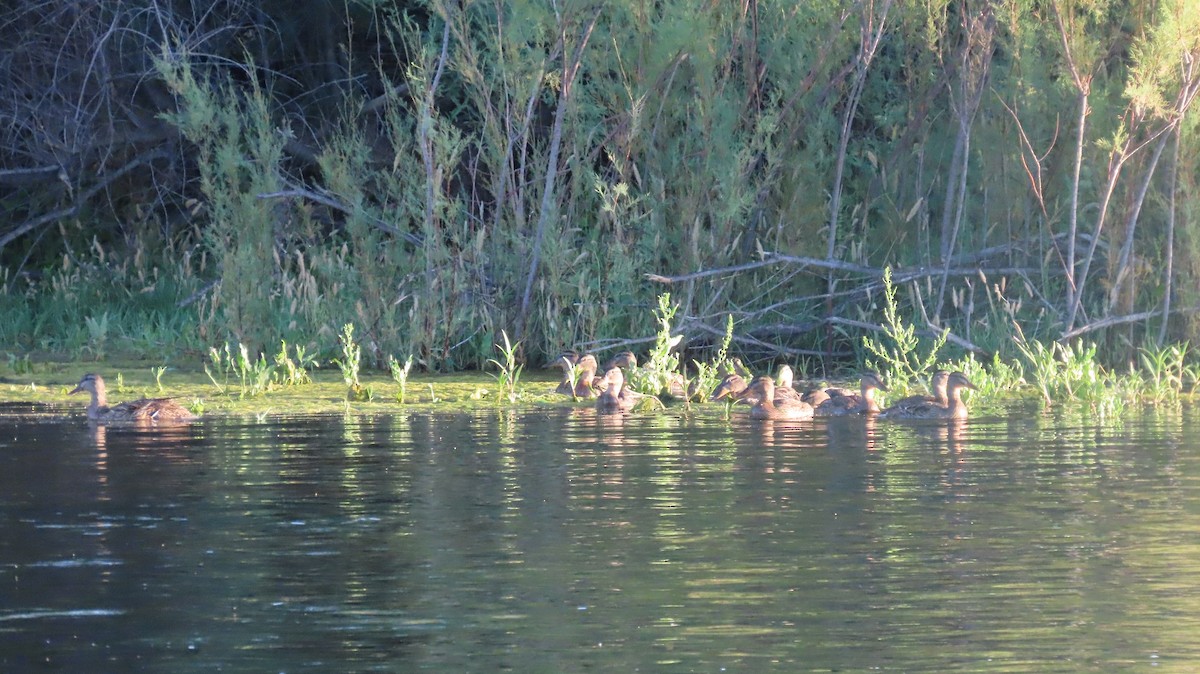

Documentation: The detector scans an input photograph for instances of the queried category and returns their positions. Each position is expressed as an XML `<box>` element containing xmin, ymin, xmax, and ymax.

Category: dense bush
<box><xmin>1</xmin><ymin>1</ymin><xmax>1197</xmax><ymax>371</ymax></box>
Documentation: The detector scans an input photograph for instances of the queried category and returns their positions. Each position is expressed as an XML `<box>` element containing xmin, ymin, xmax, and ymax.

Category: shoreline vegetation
<box><xmin>4</xmin><ymin>288</ymin><xmax>1198</xmax><ymax>421</ymax></box>
<box><xmin>2</xmin><ymin>3</ymin><xmax>1199</xmax><ymax>407</ymax></box>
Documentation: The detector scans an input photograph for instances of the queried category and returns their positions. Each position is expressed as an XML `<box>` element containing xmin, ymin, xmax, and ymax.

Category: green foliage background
<box><xmin>1</xmin><ymin>0</ymin><xmax>1198</xmax><ymax>371</ymax></box>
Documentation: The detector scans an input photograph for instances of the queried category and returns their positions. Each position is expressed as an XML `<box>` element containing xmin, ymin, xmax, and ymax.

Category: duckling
<box><xmin>726</xmin><ymin>358</ymin><xmax>754</xmax><ymax>380</ymax></box>
<box><xmin>603</xmin><ymin>350</ymin><xmax>637</xmax><ymax>371</ymax></box>
<box><xmin>70</xmin><ymin>373</ymin><xmax>197</xmax><ymax>423</ymax></box>
<box><xmin>737</xmin><ymin>364</ymin><xmax>803</xmax><ymax>404</ymax></box>
<box><xmin>746</xmin><ymin>376</ymin><xmax>814</xmax><ymax>420</ymax></box>
<box><xmin>552</xmin><ymin>350</ymin><xmax>581</xmax><ymax>395</ymax></box>
<box><xmin>711</xmin><ymin>373</ymin><xmax>748</xmax><ymax>401</ymax></box>
<box><xmin>554</xmin><ymin>353</ymin><xmax>601</xmax><ymax>398</ymax></box>
<box><xmin>799</xmin><ymin>380</ymin><xmax>855</xmax><ymax>407</ymax></box>
<box><xmin>814</xmin><ymin>372</ymin><xmax>888</xmax><ymax>416</ymax></box>
<box><xmin>595</xmin><ymin>367</ymin><xmax>643</xmax><ymax>413</ymax></box>
<box><xmin>879</xmin><ymin>370</ymin><xmax>950</xmax><ymax>419</ymax></box>
<box><xmin>800</xmin><ymin>386</ymin><xmax>832</xmax><ymax>407</ymax></box>
<box><xmin>882</xmin><ymin>371</ymin><xmax>977</xmax><ymax>420</ymax></box>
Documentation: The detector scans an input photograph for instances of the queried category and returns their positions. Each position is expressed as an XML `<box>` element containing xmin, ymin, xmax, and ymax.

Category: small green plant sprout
<box><xmin>487</xmin><ymin>330</ymin><xmax>523</xmax><ymax>403</ymax></box>
<box><xmin>205</xmin><ymin>342</ymin><xmax>275</xmax><ymax>398</ymax></box>
<box><xmin>84</xmin><ymin>312</ymin><xmax>110</xmax><ymax>361</ymax></box>
<box><xmin>946</xmin><ymin>353</ymin><xmax>1025</xmax><ymax>398</ymax></box>
<box><xmin>334</xmin><ymin>323</ymin><xmax>368</xmax><ymax>401</ymax></box>
<box><xmin>561</xmin><ymin>353</ymin><xmax>584</xmax><ymax>402</ymax></box>
<box><xmin>1139</xmin><ymin>341</ymin><xmax>1188</xmax><ymax>404</ymax></box>
<box><xmin>7</xmin><ymin>352</ymin><xmax>34</xmax><ymax>375</ymax></box>
<box><xmin>713</xmin><ymin>313</ymin><xmax>736</xmax><ymax>373</ymax></box>
<box><xmin>205</xmin><ymin>344</ymin><xmax>233</xmax><ymax>394</ymax></box>
<box><xmin>690</xmin><ymin>360</ymin><xmax>717</xmax><ymax>403</ymax></box>
<box><xmin>235</xmin><ymin>343</ymin><xmax>275</xmax><ymax>398</ymax></box>
<box><xmin>862</xmin><ymin>267</ymin><xmax>947</xmax><ymax>395</ymax></box>
<box><xmin>151</xmin><ymin>366</ymin><xmax>168</xmax><ymax>393</ymax></box>
<box><xmin>115</xmin><ymin>372</ymin><xmax>126</xmax><ymax>394</ymax></box>
<box><xmin>188</xmin><ymin>398</ymin><xmax>206</xmax><ymax>416</ymax></box>
<box><xmin>426</xmin><ymin>383</ymin><xmax>439</xmax><ymax>403</ymax></box>
<box><xmin>274</xmin><ymin>340</ymin><xmax>319</xmax><ymax>386</ymax></box>
<box><xmin>388</xmin><ymin>354</ymin><xmax>414</xmax><ymax>403</ymax></box>
<box><xmin>690</xmin><ymin>314</ymin><xmax>736</xmax><ymax>403</ymax></box>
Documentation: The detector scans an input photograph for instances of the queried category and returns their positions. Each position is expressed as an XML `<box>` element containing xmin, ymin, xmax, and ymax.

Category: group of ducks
<box><xmin>555</xmin><ymin>350</ymin><xmax>978</xmax><ymax>421</ymax></box>
<box><xmin>66</xmin><ymin>352</ymin><xmax>978</xmax><ymax>424</ymax></box>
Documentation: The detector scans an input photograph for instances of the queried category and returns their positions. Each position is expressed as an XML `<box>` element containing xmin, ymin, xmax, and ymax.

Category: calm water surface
<box><xmin>3</xmin><ymin>401</ymin><xmax>1200</xmax><ymax>672</ymax></box>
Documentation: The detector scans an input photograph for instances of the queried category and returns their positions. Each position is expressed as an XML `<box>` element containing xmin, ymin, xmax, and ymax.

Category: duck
<box><xmin>723</xmin><ymin>358</ymin><xmax>754</xmax><ymax>380</ymax></box>
<box><xmin>814</xmin><ymin>372</ymin><xmax>888</xmax><ymax>416</ymax></box>
<box><xmin>552</xmin><ymin>350</ymin><xmax>581</xmax><ymax>395</ymax></box>
<box><xmin>606</xmin><ymin>350</ymin><xmax>690</xmax><ymax>399</ymax></box>
<box><xmin>711</xmin><ymin>373</ymin><xmax>748</xmax><ymax>401</ymax></box>
<box><xmin>881</xmin><ymin>371</ymin><xmax>977</xmax><ymax>420</ymax></box>
<box><xmin>879</xmin><ymin>370</ymin><xmax>950</xmax><ymax>418</ymax></box>
<box><xmin>798</xmin><ymin>380</ymin><xmax>856</xmax><ymax>407</ymax></box>
<box><xmin>746</xmin><ymin>376</ymin><xmax>815</xmax><ymax>420</ymax></box>
<box><xmin>736</xmin><ymin>364</ymin><xmax>804</xmax><ymax>404</ymax></box>
<box><xmin>595</xmin><ymin>367</ymin><xmax>644</xmax><ymax>413</ymax></box>
<box><xmin>553</xmin><ymin>352</ymin><xmax>601</xmax><ymax>398</ymax></box>
<box><xmin>70</xmin><ymin>373</ymin><xmax>197</xmax><ymax>423</ymax></box>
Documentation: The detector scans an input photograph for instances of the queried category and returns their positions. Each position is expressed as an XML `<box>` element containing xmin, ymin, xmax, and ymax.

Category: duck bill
<box><xmin>69</xmin><ymin>384</ymin><xmax>84</xmax><ymax>395</ymax></box>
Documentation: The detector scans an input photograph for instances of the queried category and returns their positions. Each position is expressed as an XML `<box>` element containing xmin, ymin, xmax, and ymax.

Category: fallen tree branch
<box><xmin>257</xmin><ymin>187</ymin><xmax>424</xmax><ymax>246</ymax></box>
<box><xmin>1060</xmin><ymin>306</ymin><xmax>1200</xmax><ymax>341</ymax></box>
<box><xmin>0</xmin><ymin>149</ymin><xmax>168</xmax><ymax>251</ymax></box>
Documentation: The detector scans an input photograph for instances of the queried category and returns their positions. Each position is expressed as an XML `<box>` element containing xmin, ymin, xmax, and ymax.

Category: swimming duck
<box><xmin>881</xmin><ymin>371</ymin><xmax>976</xmax><ymax>420</ymax></box>
<box><xmin>736</xmin><ymin>364</ymin><xmax>804</xmax><ymax>404</ymax></box>
<box><xmin>70</xmin><ymin>373</ymin><xmax>197</xmax><ymax>423</ymax></box>
<box><xmin>595</xmin><ymin>367</ymin><xmax>644</xmax><ymax>413</ymax></box>
<box><xmin>814</xmin><ymin>372</ymin><xmax>888</xmax><ymax>416</ymax></box>
<box><xmin>746</xmin><ymin>376</ymin><xmax>815</xmax><ymax>420</ymax></box>
<box><xmin>879</xmin><ymin>370</ymin><xmax>950</xmax><ymax>419</ymax></box>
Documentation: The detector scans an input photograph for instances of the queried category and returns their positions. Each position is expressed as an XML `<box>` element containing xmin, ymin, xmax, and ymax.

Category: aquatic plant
<box><xmin>388</xmin><ymin>354</ymin><xmax>414</xmax><ymax>404</ymax></box>
<box><xmin>487</xmin><ymin>331</ymin><xmax>523</xmax><ymax>403</ymax></box>
<box><xmin>945</xmin><ymin>353</ymin><xmax>1025</xmax><ymax>399</ymax></box>
<box><xmin>628</xmin><ymin>293</ymin><xmax>684</xmax><ymax>395</ymax></box>
<box><xmin>274</xmin><ymin>340</ymin><xmax>319</xmax><ymax>386</ymax></box>
<box><xmin>7</xmin><ymin>352</ymin><xmax>34</xmax><ymax>375</ymax></box>
<box><xmin>83</xmin><ymin>312</ymin><xmax>110</xmax><ymax>361</ymax></box>
<box><xmin>862</xmin><ymin>267</ymin><xmax>947</xmax><ymax>396</ymax></box>
<box><xmin>151</xmin><ymin>366</ymin><xmax>167</xmax><ymax>393</ymax></box>
<box><xmin>334</xmin><ymin>323</ymin><xmax>368</xmax><ymax>401</ymax></box>
<box><xmin>1139</xmin><ymin>341</ymin><xmax>1188</xmax><ymax>404</ymax></box>
<box><xmin>690</xmin><ymin>314</ymin><xmax>737</xmax><ymax>403</ymax></box>
<box><xmin>204</xmin><ymin>342</ymin><xmax>276</xmax><ymax>398</ymax></box>
<box><xmin>557</xmin><ymin>353</ymin><xmax>585</xmax><ymax>403</ymax></box>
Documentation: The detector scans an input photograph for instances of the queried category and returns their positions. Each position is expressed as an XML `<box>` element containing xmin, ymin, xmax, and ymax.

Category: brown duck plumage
<box><xmin>596</xmin><ymin>367</ymin><xmax>643</xmax><ymax>413</ymax></box>
<box><xmin>880</xmin><ymin>370</ymin><xmax>950</xmax><ymax>418</ymax></box>
<box><xmin>814</xmin><ymin>372</ymin><xmax>889</xmax><ymax>416</ymax></box>
<box><xmin>70</xmin><ymin>373</ymin><xmax>197</xmax><ymax>423</ymax></box>
<box><xmin>746</xmin><ymin>376</ymin><xmax>814</xmax><ymax>420</ymax></box>
<box><xmin>881</xmin><ymin>371</ymin><xmax>976</xmax><ymax>420</ymax></box>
